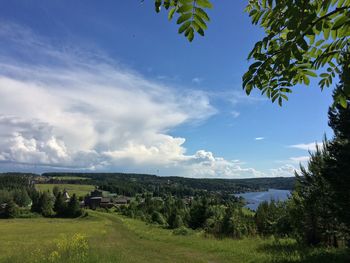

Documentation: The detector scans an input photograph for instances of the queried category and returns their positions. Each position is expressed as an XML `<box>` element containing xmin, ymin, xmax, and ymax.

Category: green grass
<box><xmin>51</xmin><ymin>176</ymin><xmax>90</xmax><ymax>180</ymax></box>
<box><xmin>0</xmin><ymin>211</ymin><xmax>348</xmax><ymax>263</ymax></box>
<box><xmin>36</xmin><ymin>184</ymin><xmax>95</xmax><ymax>197</ymax></box>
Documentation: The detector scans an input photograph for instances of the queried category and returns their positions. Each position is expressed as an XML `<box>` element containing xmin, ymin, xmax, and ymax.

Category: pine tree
<box><xmin>54</xmin><ymin>192</ymin><xmax>67</xmax><ymax>217</ymax></box>
<box><xmin>293</xmin><ymin>143</ymin><xmax>341</xmax><ymax>246</ymax></box>
<box><xmin>4</xmin><ymin>199</ymin><xmax>19</xmax><ymax>219</ymax></box>
<box><xmin>324</xmin><ymin>56</ymin><xmax>350</xmax><ymax>233</ymax></box>
<box><xmin>52</xmin><ymin>186</ymin><xmax>60</xmax><ymax>198</ymax></box>
<box><xmin>66</xmin><ymin>194</ymin><xmax>82</xmax><ymax>218</ymax></box>
<box><xmin>13</xmin><ymin>189</ymin><xmax>31</xmax><ymax>207</ymax></box>
<box><xmin>40</xmin><ymin>191</ymin><xmax>54</xmax><ymax>217</ymax></box>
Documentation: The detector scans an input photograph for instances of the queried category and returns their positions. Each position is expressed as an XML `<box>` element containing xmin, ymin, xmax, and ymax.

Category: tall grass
<box><xmin>0</xmin><ymin>211</ymin><xmax>348</xmax><ymax>263</ymax></box>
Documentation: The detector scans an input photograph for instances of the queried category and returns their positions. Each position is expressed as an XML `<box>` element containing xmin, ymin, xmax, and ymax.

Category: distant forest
<box><xmin>35</xmin><ymin>172</ymin><xmax>295</xmax><ymax>196</ymax></box>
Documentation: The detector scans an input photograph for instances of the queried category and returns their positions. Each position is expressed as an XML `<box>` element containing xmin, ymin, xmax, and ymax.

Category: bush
<box><xmin>151</xmin><ymin>211</ymin><xmax>166</xmax><ymax>225</ymax></box>
<box><xmin>3</xmin><ymin>199</ymin><xmax>19</xmax><ymax>218</ymax></box>
<box><xmin>173</xmin><ymin>226</ymin><xmax>193</xmax><ymax>236</ymax></box>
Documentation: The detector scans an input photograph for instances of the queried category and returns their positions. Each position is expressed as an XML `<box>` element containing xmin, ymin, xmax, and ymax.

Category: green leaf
<box><xmin>339</xmin><ymin>95</ymin><xmax>347</xmax><ymax>108</ymax></box>
<box><xmin>177</xmin><ymin>4</ymin><xmax>192</xmax><ymax>13</ymax></box>
<box><xmin>168</xmin><ymin>8</ymin><xmax>176</xmax><ymax>20</ymax></box>
<box><xmin>332</xmin><ymin>15</ymin><xmax>349</xmax><ymax>30</ymax></box>
<box><xmin>177</xmin><ymin>13</ymin><xmax>192</xmax><ymax>24</ymax></box>
<box><xmin>155</xmin><ymin>0</ymin><xmax>162</xmax><ymax>13</ymax></box>
<box><xmin>193</xmin><ymin>14</ymin><xmax>207</xmax><ymax>29</ymax></box>
<box><xmin>195</xmin><ymin>7</ymin><xmax>210</xmax><ymax>21</ymax></box>
<box><xmin>196</xmin><ymin>0</ymin><xmax>213</xmax><ymax>9</ymax></box>
<box><xmin>178</xmin><ymin>21</ymin><xmax>191</xmax><ymax>33</ymax></box>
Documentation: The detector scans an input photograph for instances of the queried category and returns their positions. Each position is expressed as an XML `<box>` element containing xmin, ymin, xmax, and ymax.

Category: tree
<box><xmin>3</xmin><ymin>199</ymin><xmax>19</xmax><ymax>218</ymax></box>
<box><xmin>243</xmin><ymin>0</ymin><xmax>350</xmax><ymax>106</ymax></box>
<box><xmin>324</xmin><ymin>56</ymin><xmax>350</xmax><ymax>233</ymax></box>
<box><xmin>153</xmin><ymin>1</ymin><xmax>350</xmax><ymax>106</ymax></box>
<box><xmin>54</xmin><ymin>191</ymin><xmax>67</xmax><ymax>217</ymax></box>
<box><xmin>66</xmin><ymin>194</ymin><xmax>82</xmax><ymax>218</ymax></box>
<box><xmin>30</xmin><ymin>190</ymin><xmax>41</xmax><ymax>214</ymax></box>
<box><xmin>0</xmin><ymin>190</ymin><xmax>12</xmax><ymax>204</ymax></box>
<box><xmin>189</xmin><ymin>196</ymin><xmax>209</xmax><ymax>229</ymax></box>
<box><xmin>13</xmin><ymin>189</ymin><xmax>31</xmax><ymax>207</ymax></box>
<box><xmin>52</xmin><ymin>186</ymin><xmax>60</xmax><ymax>198</ymax></box>
<box><xmin>292</xmin><ymin>142</ymin><xmax>344</xmax><ymax>246</ymax></box>
<box><xmin>151</xmin><ymin>211</ymin><xmax>166</xmax><ymax>225</ymax></box>
<box><xmin>39</xmin><ymin>191</ymin><xmax>54</xmax><ymax>217</ymax></box>
<box><xmin>152</xmin><ymin>0</ymin><xmax>213</xmax><ymax>41</ymax></box>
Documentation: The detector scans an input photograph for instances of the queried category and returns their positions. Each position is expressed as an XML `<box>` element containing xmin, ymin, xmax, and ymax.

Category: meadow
<box><xmin>0</xmin><ymin>211</ymin><xmax>348</xmax><ymax>263</ymax></box>
<box><xmin>35</xmin><ymin>184</ymin><xmax>95</xmax><ymax>198</ymax></box>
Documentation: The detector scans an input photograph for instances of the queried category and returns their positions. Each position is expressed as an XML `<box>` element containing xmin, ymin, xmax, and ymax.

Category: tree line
<box><xmin>0</xmin><ymin>175</ymin><xmax>82</xmax><ymax>219</ymax></box>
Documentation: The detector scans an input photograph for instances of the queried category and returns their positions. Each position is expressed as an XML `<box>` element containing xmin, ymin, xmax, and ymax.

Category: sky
<box><xmin>0</xmin><ymin>1</ymin><xmax>334</xmax><ymax>178</ymax></box>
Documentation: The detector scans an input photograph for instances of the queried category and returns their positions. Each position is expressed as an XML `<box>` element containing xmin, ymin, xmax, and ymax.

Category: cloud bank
<box><xmin>289</xmin><ymin>142</ymin><xmax>323</xmax><ymax>151</ymax></box>
<box><xmin>0</xmin><ymin>23</ymin><xmax>295</xmax><ymax>178</ymax></box>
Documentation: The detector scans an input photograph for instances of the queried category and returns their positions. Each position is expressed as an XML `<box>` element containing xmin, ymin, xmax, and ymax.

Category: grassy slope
<box><xmin>0</xmin><ymin>212</ymin><xmax>348</xmax><ymax>263</ymax></box>
<box><xmin>36</xmin><ymin>184</ymin><xmax>95</xmax><ymax>197</ymax></box>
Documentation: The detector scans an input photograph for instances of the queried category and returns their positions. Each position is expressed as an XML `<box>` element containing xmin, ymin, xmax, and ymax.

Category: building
<box><xmin>62</xmin><ymin>189</ymin><xmax>70</xmax><ymax>201</ymax></box>
<box><xmin>84</xmin><ymin>189</ymin><xmax>131</xmax><ymax>209</ymax></box>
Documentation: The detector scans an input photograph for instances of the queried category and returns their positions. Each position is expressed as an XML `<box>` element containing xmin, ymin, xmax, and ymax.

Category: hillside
<box><xmin>39</xmin><ymin>172</ymin><xmax>296</xmax><ymax>195</ymax></box>
<box><xmin>0</xmin><ymin>211</ymin><xmax>348</xmax><ymax>263</ymax></box>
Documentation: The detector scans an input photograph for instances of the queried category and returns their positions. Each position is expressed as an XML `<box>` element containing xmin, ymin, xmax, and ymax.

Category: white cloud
<box><xmin>0</xmin><ymin>23</ymin><xmax>281</xmax><ymax>178</ymax></box>
<box><xmin>192</xmin><ymin>77</ymin><xmax>203</xmax><ymax>84</ymax></box>
<box><xmin>289</xmin><ymin>156</ymin><xmax>310</xmax><ymax>163</ymax></box>
<box><xmin>255</xmin><ymin>137</ymin><xmax>265</xmax><ymax>141</ymax></box>
<box><xmin>270</xmin><ymin>164</ymin><xmax>299</xmax><ymax>177</ymax></box>
<box><xmin>225</xmin><ymin>90</ymin><xmax>266</xmax><ymax>105</ymax></box>
<box><xmin>230</xmin><ymin>111</ymin><xmax>240</xmax><ymax>118</ymax></box>
<box><xmin>289</xmin><ymin>142</ymin><xmax>323</xmax><ymax>151</ymax></box>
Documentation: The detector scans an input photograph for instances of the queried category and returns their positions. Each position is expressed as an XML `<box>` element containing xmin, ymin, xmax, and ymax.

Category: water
<box><xmin>235</xmin><ymin>189</ymin><xmax>291</xmax><ymax>211</ymax></box>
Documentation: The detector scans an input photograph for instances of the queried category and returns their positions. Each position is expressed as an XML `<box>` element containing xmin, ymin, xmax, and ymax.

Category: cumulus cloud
<box><xmin>289</xmin><ymin>156</ymin><xmax>310</xmax><ymax>163</ymax></box>
<box><xmin>0</xmin><ymin>23</ymin><xmax>283</xmax><ymax>178</ymax></box>
<box><xmin>289</xmin><ymin>142</ymin><xmax>323</xmax><ymax>151</ymax></box>
<box><xmin>270</xmin><ymin>164</ymin><xmax>299</xmax><ymax>177</ymax></box>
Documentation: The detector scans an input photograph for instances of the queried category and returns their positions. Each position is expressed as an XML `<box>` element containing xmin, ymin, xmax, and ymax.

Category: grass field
<box><xmin>0</xmin><ymin>211</ymin><xmax>348</xmax><ymax>263</ymax></box>
<box><xmin>36</xmin><ymin>184</ymin><xmax>95</xmax><ymax>197</ymax></box>
<box><xmin>51</xmin><ymin>176</ymin><xmax>90</xmax><ymax>180</ymax></box>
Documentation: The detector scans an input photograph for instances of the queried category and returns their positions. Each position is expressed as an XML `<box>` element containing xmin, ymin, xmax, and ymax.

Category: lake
<box><xmin>235</xmin><ymin>189</ymin><xmax>291</xmax><ymax>211</ymax></box>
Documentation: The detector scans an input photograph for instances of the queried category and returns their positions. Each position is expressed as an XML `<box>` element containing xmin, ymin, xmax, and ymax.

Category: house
<box><xmin>114</xmin><ymin>196</ymin><xmax>131</xmax><ymax>206</ymax></box>
<box><xmin>100</xmin><ymin>197</ymin><xmax>114</xmax><ymax>209</ymax></box>
<box><xmin>84</xmin><ymin>189</ymin><xmax>103</xmax><ymax>209</ymax></box>
<box><xmin>84</xmin><ymin>188</ymin><xmax>132</xmax><ymax>209</ymax></box>
<box><xmin>62</xmin><ymin>189</ymin><xmax>70</xmax><ymax>201</ymax></box>
<box><xmin>85</xmin><ymin>196</ymin><xmax>102</xmax><ymax>210</ymax></box>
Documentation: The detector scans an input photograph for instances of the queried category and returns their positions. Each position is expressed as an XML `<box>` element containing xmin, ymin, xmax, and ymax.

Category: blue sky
<box><xmin>0</xmin><ymin>1</ymin><xmax>333</xmax><ymax>177</ymax></box>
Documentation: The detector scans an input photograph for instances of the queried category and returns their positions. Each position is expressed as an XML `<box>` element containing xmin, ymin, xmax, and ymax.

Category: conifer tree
<box><xmin>54</xmin><ymin>192</ymin><xmax>67</xmax><ymax>217</ymax></box>
<box><xmin>67</xmin><ymin>194</ymin><xmax>82</xmax><ymax>218</ymax></box>
<box><xmin>40</xmin><ymin>191</ymin><xmax>54</xmax><ymax>217</ymax></box>
<box><xmin>3</xmin><ymin>199</ymin><xmax>19</xmax><ymax>219</ymax></box>
<box><xmin>324</xmin><ymin>55</ymin><xmax>350</xmax><ymax>234</ymax></box>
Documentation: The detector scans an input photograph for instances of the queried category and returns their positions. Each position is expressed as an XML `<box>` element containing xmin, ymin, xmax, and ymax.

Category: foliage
<box><xmin>151</xmin><ymin>0</ymin><xmax>213</xmax><ymax>42</ymax></box>
<box><xmin>292</xmin><ymin>141</ymin><xmax>348</xmax><ymax>246</ymax></box>
<box><xmin>66</xmin><ymin>194</ymin><xmax>82</xmax><ymax>218</ymax></box>
<box><xmin>3</xmin><ymin>199</ymin><xmax>19</xmax><ymax>219</ymax></box>
<box><xmin>12</xmin><ymin>189</ymin><xmax>31</xmax><ymax>207</ymax></box>
<box><xmin>255</xmin><ymin>200</ymin><xmax>292</xmax><ymax>237</ymax></box>
<box><xmin>324</xmin><ymin>57</ymin><xmax>350</xmax><ymax>231</ymax></box>
<box><xmin>244</xmin><ymin>0</ymin><xmax>350</xmax><ymax>106</ymax></box>
<box><xmin>54</xmin><ymin>192</ymin><xmax>67</xmax><ymax>217</ymax></box>
<box><xmin>39</xmin><ymin>191</ymin><xmax>55</xmax><ymax>217</ymax></box>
